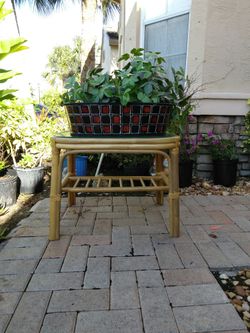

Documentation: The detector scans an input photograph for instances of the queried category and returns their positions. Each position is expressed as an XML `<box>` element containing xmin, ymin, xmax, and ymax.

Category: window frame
<box><xmin>140</xmin><ymin>6</ymin><xmax>190</xmax><ymax>74</ymax></box>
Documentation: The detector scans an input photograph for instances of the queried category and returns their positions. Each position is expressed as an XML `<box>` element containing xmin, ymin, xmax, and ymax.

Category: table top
<box><xmin>52</xmin><ymin>132</ymin><xmax>180</xmax><ymax>145</ymax></box>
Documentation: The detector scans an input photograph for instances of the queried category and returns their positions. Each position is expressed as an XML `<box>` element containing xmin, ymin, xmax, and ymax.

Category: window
<box><xmin>145</xmin><ymin>13</ymin><xmax>189</xmax><ymax>77</ymax></box>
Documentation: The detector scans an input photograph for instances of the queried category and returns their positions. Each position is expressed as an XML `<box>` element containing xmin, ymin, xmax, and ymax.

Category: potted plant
<box><xmin>179</xmin><ymin>133</ymin><xmax>203</xmax><ymax>187</ymax></box>
<box><xmin>166</xmin><ymin>68</ymin><xmax>197</xmax><ymax>187</ymax></box>
<box><xmin>14</xmin><ymin>150</ymin><xmax>45</xmax><ymax>194</ymax></box>
<box><xmin>207</xmin><ymin>131</ymin><xmax>238</xmax><ymax>187</ymax></box>
<box><xmin>115</xmin><ymin>153</ymin><xmax>154</xmax><ymax>176</ymax></box>
<box><xmin>0</xmin><ymin>1</ymin><xmax>28</xmax><ymax>203</ymax></box>
<box><xmin>0</xmin><ymin>160</ymin><xmax>7</xmax><ymax>177</ymax></box>
<box><xmin>0</xmin><ymin>158</ymin><xmax>17</xmax><ymax>206</ymax></box>
<box><xmin>62</xmin><ymin>48</ymin><xmax>171</xmax><ymax>136</ymax></box>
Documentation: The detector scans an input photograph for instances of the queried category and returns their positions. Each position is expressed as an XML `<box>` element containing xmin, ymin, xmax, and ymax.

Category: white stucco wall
<box><xmin>120</xmin><ymin>0</ymin><xmax>250</xmax><ymax>116</ymax></box>
<box><xmin>187</xmin><ymin>0</ymin><xmax>250</xmax><ymax>115</ymax></box>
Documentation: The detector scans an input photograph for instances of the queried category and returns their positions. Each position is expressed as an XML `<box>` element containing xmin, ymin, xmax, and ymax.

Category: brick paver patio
<box><xmin>0</xmin><ymin>194</ymin><xmax>250</xmax><ymax>332</ymax></box>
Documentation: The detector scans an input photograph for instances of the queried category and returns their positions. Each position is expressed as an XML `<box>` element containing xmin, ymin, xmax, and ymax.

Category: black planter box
<box><xmin>65</xmin><ymin>103</ymin><xmax>170</xmax><ymax>136</ymax></box>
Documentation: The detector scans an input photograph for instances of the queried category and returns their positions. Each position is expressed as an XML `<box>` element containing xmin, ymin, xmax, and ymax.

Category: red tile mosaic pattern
<box><xmin>66</xmin><ymin>104</ymin><xmax>171</xmax><ymax>136</ymax></box>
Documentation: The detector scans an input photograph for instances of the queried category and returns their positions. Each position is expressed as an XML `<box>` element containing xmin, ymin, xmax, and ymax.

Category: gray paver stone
<box><xmin>43</xmin><ymin>236</ymin><xmax>71</xmax><ymax>259</ymax></box>
<box><xmin>35</xmin><ymin>258</ymin><xmax>63</xmax><ymax>273</ymax></box>
<box><xmin>0</xmin><ymin>274</ymin><xmax>30</xmax><ymax>292</ymax></box>
<box><xmin>0</xmin><ymin>292</ymin><xmax>21</xmax><ymax>314</ymax></box>
<box><xmin>6</xmin><ymin>291</ymin><xmax>51</xmax><ymax>333</ymax></box>
<box><xmin>112</xmin><ymin>256</ymin><xmax>158</xmax><ymax>271</ymax></box>
<box><xmin>61</xmin><ymin>246</ymin><xmax>88</xmax><ymax>272</ymax></box>
<box><xmin>0</xmin><ymin>246</ymin><xmax>44</xmax><ymax>260</ymax></box>
<box><xmin>216</xmin><ymin>241</ymin><xmax>250</xmax><ymax>266</ymax></box>
<box><xmin>0</xmin><ymin>314</ymin><xmax>11</xmax><ymax>332</ymax></box>
<box><xmin>173</xmin><ymin>303</ymin><xmax>246</xmax><ymax>333</ymax></box>
<box><xmin>27</xmin><ymin>272</ymin><xmax>83</xmax><ymax>291</ymax></box>
<box><xmin>40</xmin><ymin>312</ymin><xmax>77</xmax><ymax>333</ymax></box>
<box><xmin>132</xmin><ymin>235</ymin><xmax>154</xmax><ymax>255</ymax></box>
<box><xmin>130</xmin><ymin>224</ymin><xmax>167</xmax><ymax>234</ymax></box>
<box><xmin>163</xmin><ymin>268</ymin><xmax>216</xmax><ymax>286</ymax></box>
<box><xmin>84</xmin><ymin>257</ymin><xmax>110</xmax><ymax>288</ymax></box>
<box><xmin>166</xmin><ymin>283</ymin><xmax>229</xmax><ymax>306</ymax></box>
<box><xmin>155</xmin><ymin>243</ymin><xmax>183</xmax><ymax>269</ymax></box>
<box><xmin>4</xmin><ymin>236</ymin><xmax>48</xmax><ymax>249</ymax></box>
<box><xmin>48</xmin><ymin>289</ymin><xmax>109</xmax><ymax>312</ymax></box>
<box><xmin>0</xmin><ymin>259</ymin><xmax>37</xmax><ymax>275</ymax></box>
<box><xmin>111</xmin><ymin>271</ymin><xmax>139</xmax><ymax>309</ymax></box>
<box><xmin>75</xmin><ymin>309</ymin><xmax>143</xmax><ymax>333</ymax></box>
<box><xmin>139</xmin><ymin>287</ymin><xmax>178</xmax><ymax>333</ymax></box>
<box><xmin>136</xmin><ymin>270</ymin><xmax>164</xmax><ymax>288</ymax></box>
<box><xmin>175</xmin><ymin>242</ymin><xmax>208</xmax><ymax>268</ymax></box>
<box><xmin>196</xmin><ymin>241</ymin><xmax>233</xmax><ymax>269</ymax></box>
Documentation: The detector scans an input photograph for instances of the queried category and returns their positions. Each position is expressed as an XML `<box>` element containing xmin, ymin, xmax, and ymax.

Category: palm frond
<box><xmin>100</xmin><ymin>0</ymin><xmax>120</xmax><ymax>22</ymax></box>
<box><xmin>14</xmin><ymin>0</ymin><xmax>72</xmax><ymax>14</ymax></box>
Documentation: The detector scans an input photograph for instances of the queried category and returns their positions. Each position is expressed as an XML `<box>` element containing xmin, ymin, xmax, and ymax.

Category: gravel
<box><xmin>214</xmin><ymin>269</ymin><xmax>250</xmax><ymax>331</ymax></box>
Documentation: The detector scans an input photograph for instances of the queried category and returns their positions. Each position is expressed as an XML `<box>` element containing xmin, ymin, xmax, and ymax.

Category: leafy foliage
<box><xmin>0</xmin><ymin>160</ymin><xmax>7</xmax><ymax>171</ymax></box>
<box><xmin>0</xmin><ymin>1</ymin><xmax>28</xmax><ymax>101</ymax></box>
<box><xmin>0</xmin><ymin>99</ymin><xmax>68</xmax><ymax>168</ymax></box>
<box><xmin>206</xmin><ymin>131</ymin><xmax>237</xmax><ymax>161</ymax></box>
<box><xmin>62</xmin><ymin>48</ymin><xmax>170</xmax><ymax>106</ymax></box>
<box><xmin>42</xmin><ymin>36</ymin><xmax>81</xmax><ymax>87</ymax></box>
<box><xmin>180</xmin><ymin>133</ymin><xmax>203</xmax><ymax>161</ymax></box>
<box><xmin>166</xmin><ymin>67</ymin><xmax>195</xmax><ymax>136</ymax></box>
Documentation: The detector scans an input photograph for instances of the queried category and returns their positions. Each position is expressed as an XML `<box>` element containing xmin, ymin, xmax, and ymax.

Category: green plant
<box><xmin>62</xmin><ymin>48</ymin><xmax>170</xmax><ymax>106</ymax></box>
<box><xmin>17</xmin><ymin>152</ymin><xmax>40</xmax><ymax>168</ymax></box>
<box><xmin>114</xmin><ymin>153</ymin><xmax>153</xmax><ymax>168</ymax></box>
<box><xmin>206</xmin><ymin>131</ymin><xmax>237</xmax><ymax>160</ymax></box>
<box><xmin>0</xmin><ymin>1</ymin><xmax>28</xmax><ymax>102</ymax></box>
<box><xmin>0</xmin><ymin>160</ymin><xmax>7</xmax><ymax>171</ymax></box>
<box><xmin>180</xmin><ymin>133</ymin><xmax>203</xmax><ymax>161</ymax></box>
<box><xmin>42</xmin><ymin>36</ymin><xmax>82</xmax><ymax>87</ymax></box>
<box><xmin>166</xmin><ymin>67</ymin><xmax>195</xmax><ymax>136</ymax></box>
<box><xmin>0</xmin><ymin>98</ymin><xmax>68</xmax><ymax>168</ymax></box>
<box><xmin>0</xmin><ymin>203</ymin><xmax>8</xmax><ymax>216</ymax></box>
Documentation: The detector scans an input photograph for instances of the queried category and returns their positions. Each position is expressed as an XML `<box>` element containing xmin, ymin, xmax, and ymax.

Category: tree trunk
<box><xmin>80</xmin><ymin>0</ymin><xmax>97</xmax><ymax>82</ymax></box>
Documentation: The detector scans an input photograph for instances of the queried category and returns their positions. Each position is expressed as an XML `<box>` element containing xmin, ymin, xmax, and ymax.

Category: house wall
<box><xmin>119</xmin><ymin>0</ymin><xmax>250</xmax><ymax>116</ymax></box>
<box><xmin>102</xmin><ymin>31</ymin><xmax>119</xmax><ymax>74</ymax></box>
<box><xmin>188</xmin><ymin>115</ymin><xmax>250</xmax><ymax>179</ymax></box>
<box><xmin>118</xmin><ymin>0</ymin><xmax>141</xmax><ymax>57</ymax></box>
<box><xmin>119</xmin><ymin>0</ymin><xmax>250</xmax><ymax>179</ymax></box>
<box><xmin>188</xmin><ymin>0</ymin><xmax>250</xmax><ymax>116</ymax></box>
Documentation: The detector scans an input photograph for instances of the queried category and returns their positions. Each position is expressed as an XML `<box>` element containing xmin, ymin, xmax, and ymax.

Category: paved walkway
<box><xmin>0</xmin><ymin>194</ymin><xmax>250</xmax><ymax>333</ymax></box>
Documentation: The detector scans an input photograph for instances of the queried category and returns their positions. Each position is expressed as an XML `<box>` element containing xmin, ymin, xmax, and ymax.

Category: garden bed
<box><xmin>214</xmin><ymin>269</ymin><xmax>250</xmax><ymax>331</ymax></box>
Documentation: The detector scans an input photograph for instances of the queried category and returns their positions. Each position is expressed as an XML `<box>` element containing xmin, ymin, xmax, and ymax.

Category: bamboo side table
<box><xmin>49</xmin><ymin>134</ymin><xmax>180</xmax><ymax>240</ymax></box>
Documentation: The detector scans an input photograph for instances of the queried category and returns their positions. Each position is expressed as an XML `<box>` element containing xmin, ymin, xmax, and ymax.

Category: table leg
<box><xmin>68</xmin><ymin>154</ymin><xmax>76</xmax><ymax>206</ymax></box>
<box><xmin>155</xmin><ymin>153</ymin><xmax>164</xmax><ymax>205</ymax></box>
<box><xmin>49</xmin><ymin>140</ymin><xmax>61</xmax><ymax>240</ymax></box>
<box><xmin>169</xmin><ymin>147</ymin><xmax>180</xmax><ymax>237</ymax></box>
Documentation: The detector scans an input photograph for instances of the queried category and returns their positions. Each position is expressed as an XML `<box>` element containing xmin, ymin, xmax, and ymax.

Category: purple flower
<box><xmin>207</xmin><ymin>131</ymin><xmax>214</xmax><ymax>138</ymax></box>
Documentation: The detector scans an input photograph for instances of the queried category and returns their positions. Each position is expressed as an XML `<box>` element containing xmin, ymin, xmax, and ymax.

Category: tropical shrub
<box><xmin>0</xmin><ymin>1</ymin><xmax>28</xmax><ymax>102</ymax></box>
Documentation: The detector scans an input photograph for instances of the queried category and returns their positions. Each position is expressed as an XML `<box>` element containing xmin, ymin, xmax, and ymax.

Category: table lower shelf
<box><xmin>62</xmin><ymin>174</ymin><xmax>169</xmax><ymax>193</ymax></box>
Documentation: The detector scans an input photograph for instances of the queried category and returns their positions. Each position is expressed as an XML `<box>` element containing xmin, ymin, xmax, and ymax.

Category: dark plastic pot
<box><xmin>0</xmin><ymin>168</ymin><xmax>7</xmax><ymax>177</ymax></box>
<box><xmin>0</xmin><ymin>175</ymin><xmax>17</xmax><ymax>206</ymax></box>
<box><xmin>123</xmin><ymin>165</ymin><xmax>150</xmax><ymax>176</ymax></box>
<box><xmin>14</xmin><ymin>166</ymin><xmax>44</xmax><ymax>194</ymax></box>
<box><xmin>179</xmin><ymin>159</ymin><xmax>193</xmax><ymax>188</ymax></box>
<box><xmin>213</xmin><ymin>159</ymin><xmax>238</xmax><ymax>187</ymax></box>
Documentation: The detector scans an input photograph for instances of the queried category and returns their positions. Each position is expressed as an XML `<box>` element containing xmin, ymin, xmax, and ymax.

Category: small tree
<box><xmin>42</xmin><ymin>36</ymin><xmax>81</xmax><ymax>88</ymax></box>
